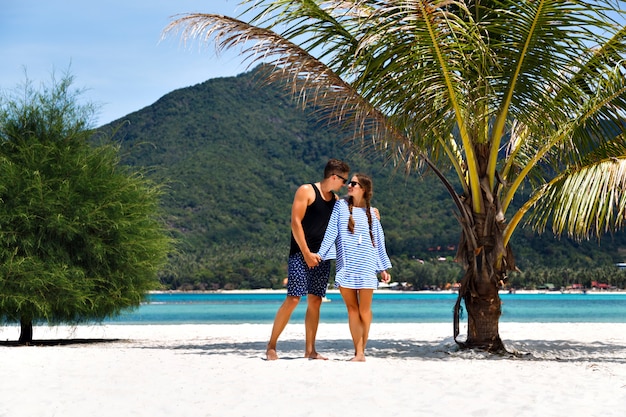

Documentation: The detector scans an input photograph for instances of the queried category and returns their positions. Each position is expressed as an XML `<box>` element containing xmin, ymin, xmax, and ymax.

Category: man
<box><xmin>266</xmin><ymin>158</ymin><xmax>350</xmax><ymax>360</ymax></box>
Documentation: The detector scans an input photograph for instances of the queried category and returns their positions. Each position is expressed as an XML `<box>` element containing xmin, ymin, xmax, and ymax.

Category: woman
<box><xmin>317</xmin><ymin>173</ymin><xmax>392</xmax><ymax>361</ymax></box>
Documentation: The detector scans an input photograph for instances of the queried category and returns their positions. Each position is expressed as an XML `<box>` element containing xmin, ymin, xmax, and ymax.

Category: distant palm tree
<box><xmin>165</xmin><ymin>0</ymin><xmax>626</xmax><ymax>352</ymax></box>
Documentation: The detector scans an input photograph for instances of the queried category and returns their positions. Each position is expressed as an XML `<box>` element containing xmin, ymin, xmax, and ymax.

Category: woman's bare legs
<box><xmin>358</xmin><ymin>289</ymin><xmax>373</xmax><ymax>356</ymax></box>
<box><xmin>339</xmin><ymin>287</ymin><xmax>374</xmax><ymax>361</ymax></box>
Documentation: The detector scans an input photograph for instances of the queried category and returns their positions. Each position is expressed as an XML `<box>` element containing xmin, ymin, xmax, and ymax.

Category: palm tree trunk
<box><xmin>18</xmin><ymin>317</ymin><xmax>33</xmax><ymax>345</ymax></box>
<box><xmin>452</xmin><ymin>178</ymin><xmax>512</xmax><ymax>353</ymax></box>
<box><xmin>454</xmin><ymin>259</ymin><xmax>506</xmax><ymax>352</ymax></box>
<box><xmin>424</xmin><ymin>155</ymin><xmax>512</xmax><ymax>353</ymax></box>
<box><xmin>463</xmin><ymin>283</ymin><xmax>505</xmax><ymax>351</ymax></box>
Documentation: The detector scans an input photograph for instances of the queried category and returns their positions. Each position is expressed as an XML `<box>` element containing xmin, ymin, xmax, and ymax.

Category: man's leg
<box><xmin>267</xmin><ymin>254</ymin><xmax>309</xmax><ymax>360</ymax></box>
<box><xmin>304</xmin><ymin>259</ymin><xmax>331</xmax><ymax>359</ymax></box>
<box><xmin>304</xmin><ymin>294</ymin><xmax>326</xmax><ymax>359</ymax></box>
<box><xmin>266</xmin><ymin>295</ymin><xmax>301</xmax><ymax>360</ymax></box>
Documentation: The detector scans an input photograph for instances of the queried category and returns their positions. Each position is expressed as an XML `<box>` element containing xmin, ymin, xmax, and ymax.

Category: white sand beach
<box><xmin>1</xmin><ymin>322</ymin><xmax>625</xmax><ymax>417</ymax></box>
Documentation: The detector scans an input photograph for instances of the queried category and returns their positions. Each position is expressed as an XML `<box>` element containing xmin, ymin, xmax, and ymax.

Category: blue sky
<box><xmin>1</xmin><ymin>1</ymin><xmax>254</xmax><ymax>126</ymax></box>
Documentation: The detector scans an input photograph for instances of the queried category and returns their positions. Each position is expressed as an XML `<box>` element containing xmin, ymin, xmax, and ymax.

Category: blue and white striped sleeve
<box><xmin>317</xmin><ymin>200</ymin><xmax>340</xmax><ymax>261</ymax></box>
<box><xmin>372</xmin><ymin>213</ymin><xmax>392</xmax><ymax>272</ymax></box>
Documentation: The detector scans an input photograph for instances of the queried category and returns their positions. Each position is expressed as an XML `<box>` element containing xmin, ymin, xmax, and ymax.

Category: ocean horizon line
<box><xmin>149</xmin><ymin>288</ymin><xmax>626</xmax><ymax>295</ymax></box>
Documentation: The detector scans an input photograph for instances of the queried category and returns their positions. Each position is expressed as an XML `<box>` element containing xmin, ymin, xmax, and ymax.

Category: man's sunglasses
<box><xmin>335</xmin><ymin>174</ymin><xmax>348</xmax><ymax>184</ymax></box>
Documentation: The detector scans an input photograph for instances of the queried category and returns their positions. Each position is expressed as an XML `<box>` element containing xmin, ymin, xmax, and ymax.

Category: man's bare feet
<box><xmin>349</xmin><ymin>355</ymin><xmax>366</xmax><ymax>362</ymax></box>
<box><xmin>266</xmin><ymin>348</ymin><xmax>279</xmax><ymax>361</ymax></box>
<box><xmin>306</xmin><ymin>351</ymin><xmax>328</xmax><ymax>360</ymax></box>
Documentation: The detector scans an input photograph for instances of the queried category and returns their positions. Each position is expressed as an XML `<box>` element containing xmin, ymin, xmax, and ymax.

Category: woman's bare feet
<box><xmin>349</xmin><ymin>355</ymin><xmax>366</xmax><ymax>362</ymax></box>
<box><xmin>266</xmin><ymin>348</ymin><xmax>279</xmax><ymax>361</ymax></box>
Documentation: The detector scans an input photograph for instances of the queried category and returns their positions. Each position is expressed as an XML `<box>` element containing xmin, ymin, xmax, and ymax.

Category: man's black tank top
<box><xmin>289</xmin><ymin>183</ymin><xmax>336</xmax><ymax>256</ymax></box>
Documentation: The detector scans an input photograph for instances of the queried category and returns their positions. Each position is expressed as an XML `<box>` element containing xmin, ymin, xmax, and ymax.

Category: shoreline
<box><xmin>150</xmin><ymin>288</ymin><xmax>626</xmax><ymax>295</ymax></box>
<box><xmin>1</xmin><ymin>322</ymin><xmax>626</xmax><ymax>417</ymax></box>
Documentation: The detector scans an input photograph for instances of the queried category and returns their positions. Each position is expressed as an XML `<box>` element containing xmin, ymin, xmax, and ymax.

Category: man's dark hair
<box><xmin>323</xmin><ymin>158</ymin><xmax>350</xmax><ymax>178</ymax></box>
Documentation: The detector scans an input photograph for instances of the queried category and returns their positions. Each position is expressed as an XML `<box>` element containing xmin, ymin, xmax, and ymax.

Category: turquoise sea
<box><xmin>105</xmin><ymin>291</ymin><xmax>626</xmax><ymax>324</ymax></box>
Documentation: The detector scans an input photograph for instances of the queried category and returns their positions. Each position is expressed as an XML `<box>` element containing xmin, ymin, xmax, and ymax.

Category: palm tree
<box><xmin>165</xmin><ymin>0</ymin><xmax>626</xmax><ymax>352</ymax></box>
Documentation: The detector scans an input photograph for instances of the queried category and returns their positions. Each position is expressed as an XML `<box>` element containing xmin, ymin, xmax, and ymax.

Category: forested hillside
<box><xmin>97</xmin><ymin>66</ymin><xmax>626</xmax><ymax>290</ymax></box>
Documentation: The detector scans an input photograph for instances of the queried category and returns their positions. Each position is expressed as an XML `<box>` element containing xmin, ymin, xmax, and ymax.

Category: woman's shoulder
<box><xmin>333</xmin><ymin>198</ymin><xmax>351</xmax><ymax>215</ymax></box>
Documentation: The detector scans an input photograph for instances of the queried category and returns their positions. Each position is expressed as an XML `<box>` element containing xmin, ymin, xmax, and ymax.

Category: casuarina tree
<box><xmin>0</xmin><ymin>73</ymin><xmax>172</xmax><ymax>344</ymax></box>
<box><xmin>165</xmin><ymin>0</ymin><xmax>626</xmax><ymax>352</ymax></box>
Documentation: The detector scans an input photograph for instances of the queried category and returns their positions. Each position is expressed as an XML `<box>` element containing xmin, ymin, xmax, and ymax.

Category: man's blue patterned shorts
<box><xmin>287</xmin><ymin>252</ymin><xmax>330</xmax><ymax>297</ymax></box>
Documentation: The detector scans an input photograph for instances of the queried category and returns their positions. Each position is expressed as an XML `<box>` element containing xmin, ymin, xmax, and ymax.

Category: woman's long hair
<box><xmin>347</xmin><ymin>173</ymin><xmax>375</xmax><ymax>246</ymax></box>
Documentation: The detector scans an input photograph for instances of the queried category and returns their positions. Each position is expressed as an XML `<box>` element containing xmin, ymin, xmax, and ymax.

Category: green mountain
<box><xmin>97</xmin><ymin>66</ymin><xmax>626</xmax><ymax>290</ymax></box>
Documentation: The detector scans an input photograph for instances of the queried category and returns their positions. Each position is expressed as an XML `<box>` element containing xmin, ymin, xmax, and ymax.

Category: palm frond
<box><xmin>487</xmin><ymin>0</ymin><xmax>558</xmax><ymax>187</ymax></box>
<box><xmin>164</xmin><ymin>1</ymin><xmax>626</xmax><ymax>243</ymax></box>
<box><xmin>340</xmin><ymin>1</ymin><xmax>488</xmax><ymax>210</ymax></box>
<box><xmin>163</xmin><ymin>12</ymin><xmax>422</xmax><ymax>170</ymax></box>
<box><xmin>499</xmin><ymin>8</ymin><xmax>626</xmax><ymax>213</ymax></box>
<box><xmin>527</xmin><ymin>153</ymin><xmax>626</xmax><ymax>240</ymax></box>
<box><xmin>503</xmin><ymin>59</ymin><xmax>626</xmax><ymax>209</ymax></box>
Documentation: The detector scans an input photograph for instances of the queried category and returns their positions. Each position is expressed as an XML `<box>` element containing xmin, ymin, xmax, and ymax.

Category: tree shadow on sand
<box><xmin>0</xmin><ymin>338</ymin><xmax>122</xmax><ymax>347</ymax></box>
<box><xmin>139</xmin><ymin>337</ymin><xmax>626</xmax><ymax>363</ymax></box>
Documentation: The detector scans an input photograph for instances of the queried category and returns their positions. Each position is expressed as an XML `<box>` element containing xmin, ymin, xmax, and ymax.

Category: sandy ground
<box><xmin>1</xmin><ymin>322</ymin><xmax>625</xmax><ymax>417</ymax></box>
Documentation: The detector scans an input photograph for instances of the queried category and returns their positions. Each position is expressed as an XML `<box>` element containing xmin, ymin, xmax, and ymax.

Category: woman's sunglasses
<box><xmin>347</xmin><ymin>181</ymin><xmax>360</xmax><ymax>188</ymax></box>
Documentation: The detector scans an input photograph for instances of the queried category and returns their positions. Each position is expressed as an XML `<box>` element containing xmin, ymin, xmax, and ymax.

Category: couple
<box><xmin>266</xmin><ymin>159</ymin><xmax>392</xmax><ymax>362</ymax></box>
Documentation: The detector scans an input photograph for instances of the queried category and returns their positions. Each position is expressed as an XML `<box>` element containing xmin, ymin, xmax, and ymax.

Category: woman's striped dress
<box><xmin>318</xmin><ymin>199</ymin><xmax>392</xmax><ymax>289</ymax></box>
